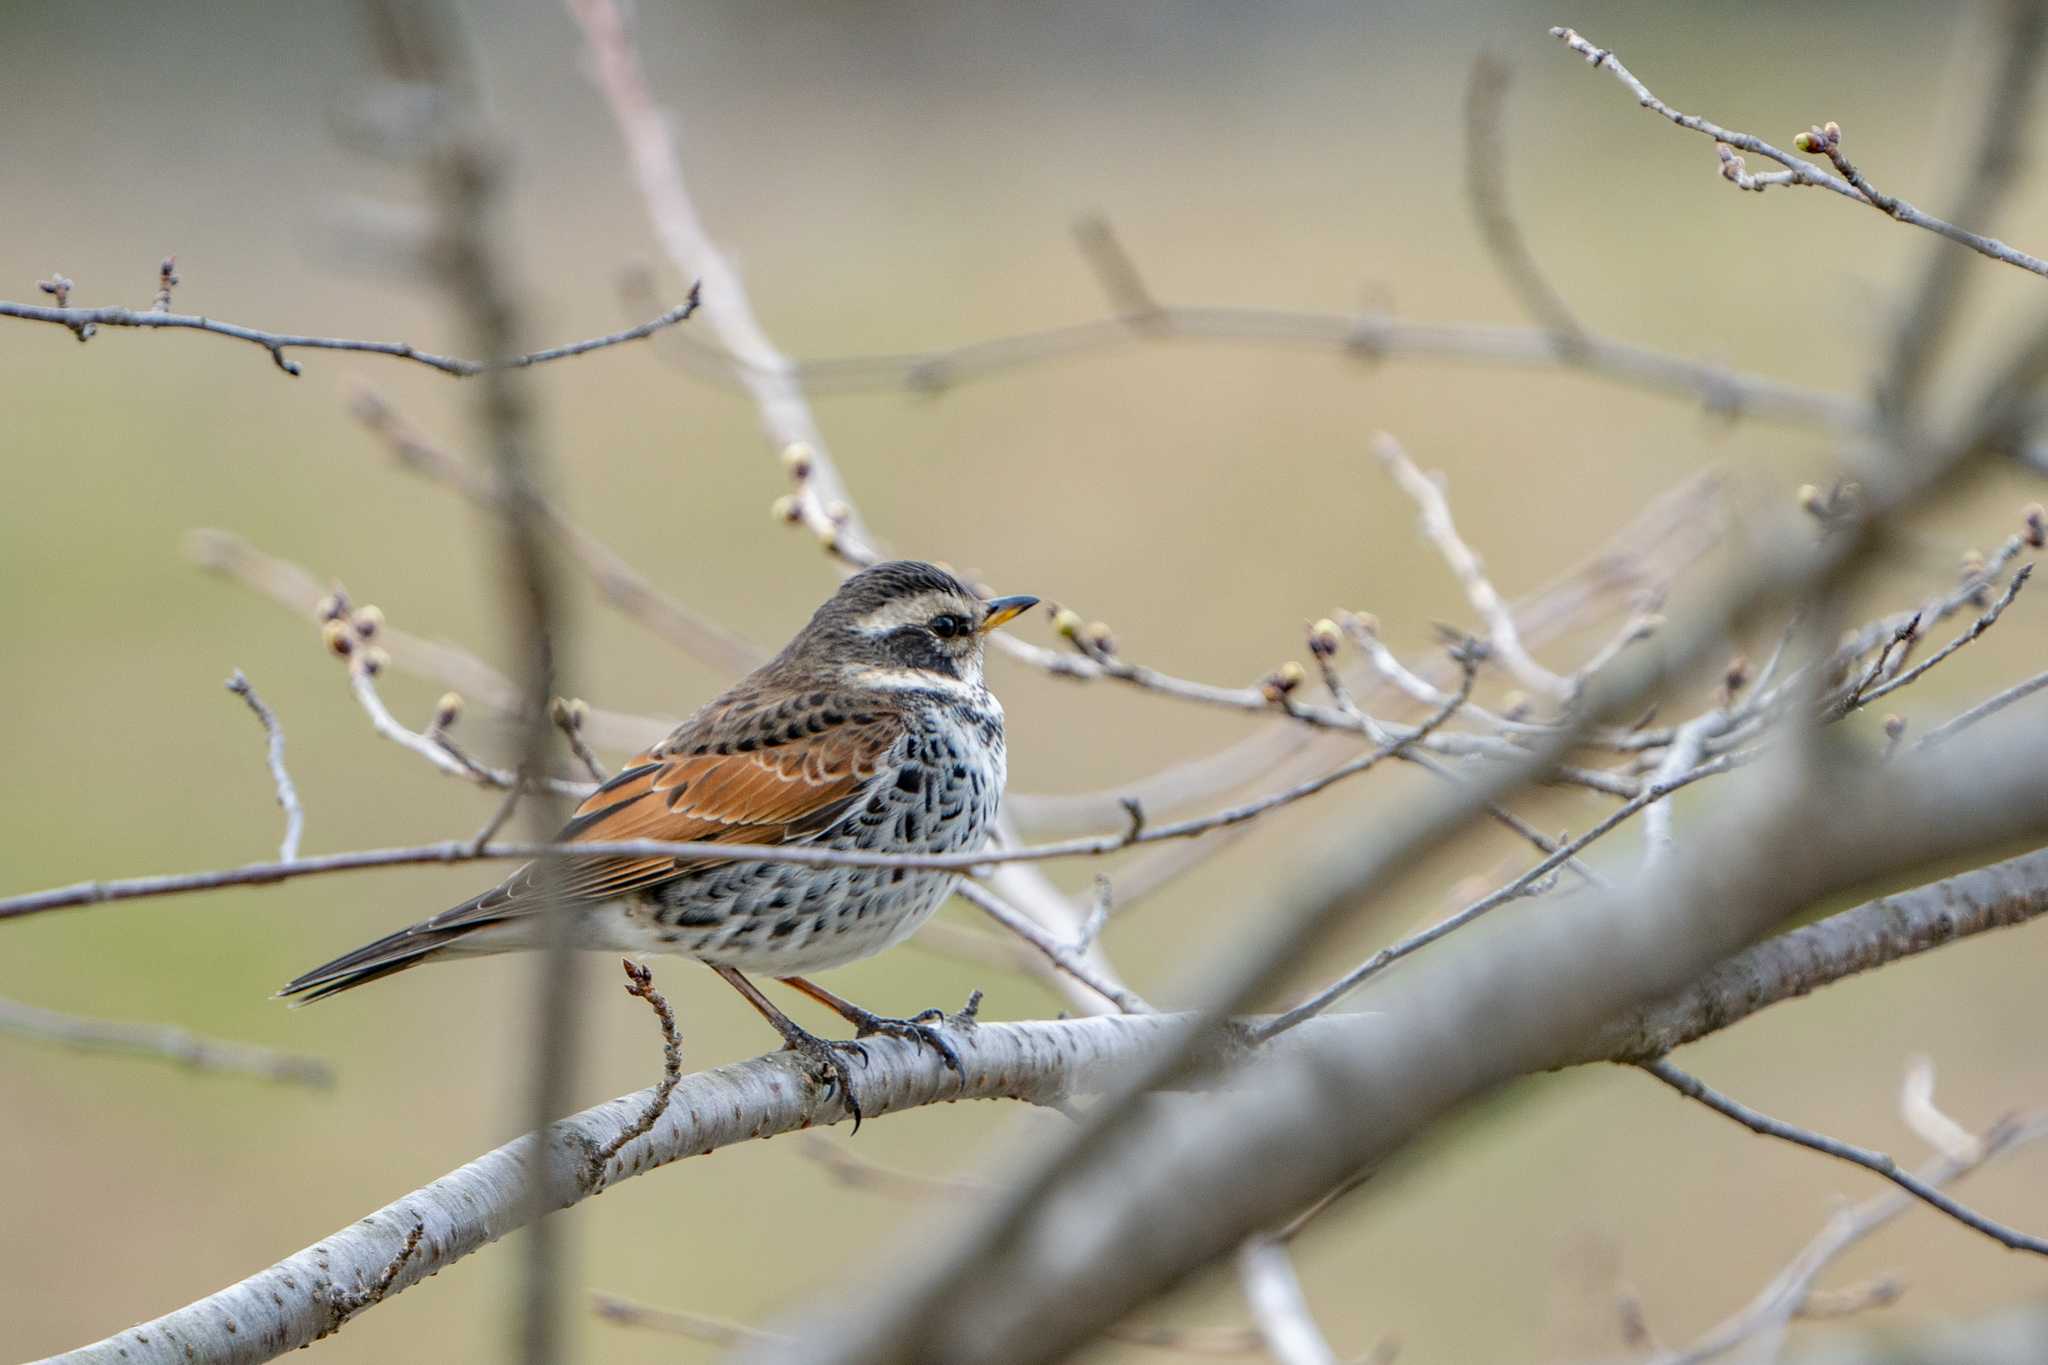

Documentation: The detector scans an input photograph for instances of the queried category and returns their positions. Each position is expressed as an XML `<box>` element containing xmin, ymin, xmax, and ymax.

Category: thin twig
<box><xmin>629</xmin><ymin>260</ymin><xmax>1860</xmax><ymax>430</ymax></box>
<box><xmin>347</xmin><ymin>384</ymin><xmax>764</xmax><ymax>676</ymax></box>
<box><xmin>1235</xmin><ymin>1236</ymin><xmax>1339</xmax><ymax>1365</ymax></box>
<box><xmin>565</xmin><ymin>0</ymin><xmax>873</xmax><ymax>553</ymax></box>
<box><xmin>186</xmin><ymin>529</ymin><xmax>668</xmax><ymax>752</ymax></box>
<box><xmin>1640</xmin><ymin>1059</ymin><xmax>2048</xmax><ymax>1255</ymax></box>
<box><xmin>1916</xmin><ymin>665</ymin><xmax>2048</xmax><ymax>749</ymax></box>
<box><xmin>1550</xmin><ymin>24</ymin><xmax>2048</xmax><ymax>281</ymax></box>
<box><xmin>587</xmin><ymin>959</ymin><xmax>683</xmax><ymax>1184</ymax></box>
<box><xmin>1464</xmin><ymin>53</ymin><xmax>1588</xmax><ymax>349</ymax></box>
<box><xmin>549</xmin><ymin>697</ymin><xmax>609</xmax><ymax>782</ymax></box>
<box><xmin>225</xmin><ymin>670</ymin><xmax>303</xmax><ymax>861</ymax></box>
<box><xmin>953</xmin><ymin>882</ymin><xmax>1152</xmax><ymax>1014</ymax></box>
<box><xmin>1372</xmin><ymin>432</ymin><xmax>1570</xmax><ymax>699</ymax></box>
<box><xmin>1901</xmin><ymin>1056</ymin><xmax>1985</xmax><ymax>1165</ymax></box>
<box><xmin>0</xmin><ymin>291</ymin><xmax>698</xmax><ymax>377</ymax></box>
<box><xmin>1852</xmin><ymin>562</ymin><xmax>2032</xmax><ymax>708</ymax></box>
<box><xmin>0</xmin><ymin>995</ymin><xmax>332</xmax><ymax>1087</ymax></box>
<box><xmin>1640</xmin><ymin>711</ymin><xmax>1728</xmax><ymax>869</ymax></box>
<box><xmin>1254</xmin><ymin>747</ymin><xmax>1745</xmax><ymax>1042</ymax></box>
<box><xmin>593</xmin><ymin>1293</ymin><xmax>769</xmax><ymax>1347</ymax></box>
<box><xmin>1649</xmin><ymin>1110</ymin><xmax>2048</xmax><ymax>1365</ymax></box>
<box><xmin>348</xmin><ymin>664</ymin><xmax>589</xmax><ymax>797</ymax></box>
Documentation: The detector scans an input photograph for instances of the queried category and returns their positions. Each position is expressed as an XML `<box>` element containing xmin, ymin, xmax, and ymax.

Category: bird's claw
<box><xmin>849</xmin><ymin>1003</ymin><xmax>970</xmax><ymax>1077</ymax></box>
<box><xmin>780</xmin><ymin>1030</ymin><xmax>870</xmax><ymax>1132</ymax></box>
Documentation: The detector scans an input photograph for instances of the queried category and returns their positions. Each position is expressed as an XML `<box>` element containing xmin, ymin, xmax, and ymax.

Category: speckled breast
<box><xmin>643</xmin><ymin>693</ymin><xmax>1006</xmax><ymax>973</ymax></box>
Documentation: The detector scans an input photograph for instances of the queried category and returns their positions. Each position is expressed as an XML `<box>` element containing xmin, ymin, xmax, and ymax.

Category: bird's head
<box><xmin>787</xmin><ymin>560</ymin><xmax>1037</xmax><ymax>688</ymax></box>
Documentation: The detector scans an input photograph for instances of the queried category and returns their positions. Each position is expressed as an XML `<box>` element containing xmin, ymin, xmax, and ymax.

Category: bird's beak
<box><xmin>979</xmin><ymin>595</ymin><xmax>1038</xmax><ymax>634</ymax></box>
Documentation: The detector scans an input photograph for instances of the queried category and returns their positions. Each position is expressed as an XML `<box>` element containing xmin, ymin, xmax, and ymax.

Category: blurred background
<box><xmin>3</xmin><ymin>1</ymin><xmax>2046</xmax><ymax>1360</ymax></box>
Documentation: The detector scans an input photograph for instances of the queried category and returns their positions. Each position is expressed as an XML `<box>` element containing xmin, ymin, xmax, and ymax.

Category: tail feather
<box><xmin>278</xmin><ymin>897</ymin><xmax>509</xmax><ymax>1005</ymax></box>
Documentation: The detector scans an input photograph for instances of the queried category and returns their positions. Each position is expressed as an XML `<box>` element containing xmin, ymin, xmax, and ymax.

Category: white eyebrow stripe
<box><xmin>853</xmin><ymin>591</ymin><xmax>973</xmax><ymax>633</ymax></box>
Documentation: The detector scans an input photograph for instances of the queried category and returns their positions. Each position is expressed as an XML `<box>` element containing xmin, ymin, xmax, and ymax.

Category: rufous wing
<box><xmin>443</xmin><ymin>710</ymin><xmax>903</xmax><ymax>927</ymax></box>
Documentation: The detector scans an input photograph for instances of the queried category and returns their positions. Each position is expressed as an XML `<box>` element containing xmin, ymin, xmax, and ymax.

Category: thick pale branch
<box><xmin>43</xmin><ymin>836</ymin><xmax>2048</xmax><ymax>1363</ymax></box>
<box><xmin>1573</xmin><ymin>846</ymin><xmax>2048</xmax><ymax>1063</ymax></box>
<box><xmin>759</xmin><ymin>699</ymin><xmax>2048</xmax><ymax>1363</ymax></box>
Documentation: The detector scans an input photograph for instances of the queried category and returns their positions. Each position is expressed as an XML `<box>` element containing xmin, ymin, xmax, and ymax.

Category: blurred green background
<box><xmin>4</xmin><ymin>1</ymin><xmax>2046</xmax><ymax>1360</ymax></box>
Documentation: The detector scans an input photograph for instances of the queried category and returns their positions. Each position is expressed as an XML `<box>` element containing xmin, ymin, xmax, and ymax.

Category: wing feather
<box><xmin>426</xmin><ymin>707</ymin><xmax>901</xmax><ymax>932</ymax></box>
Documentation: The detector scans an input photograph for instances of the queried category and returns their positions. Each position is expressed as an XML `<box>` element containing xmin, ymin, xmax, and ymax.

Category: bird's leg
<box><xmin>777</xmin><ymin>975</ymin><xmax>974</xmax><ymax>1077</ymax></box>
<box><xmin>712</xmin><ymin>965</ymin><xmax>869</xmax><ymax>1131</ymax></box>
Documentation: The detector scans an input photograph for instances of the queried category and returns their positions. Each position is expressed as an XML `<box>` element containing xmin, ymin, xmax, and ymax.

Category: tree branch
<box><xmin>1550</xmin><ymin>21</ymin><xmax>2048</xmax><ymax>283</ymax></box>
<box><xmin>0</xmin><ymin>995</ymin><xmax>331</xmax><ymax>1088</ymax></box>
<box><xmin>0</xmin><ymin>288</ymin><xmax>697</xmax><ymax>377</ymax></box>
<box><xmin>41</xmin><ymin>823</ymin><xmax>2048</xmax><ymax>1362</ymax></box>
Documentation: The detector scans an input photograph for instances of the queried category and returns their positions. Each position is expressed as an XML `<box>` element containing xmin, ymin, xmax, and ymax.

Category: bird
<box><xmin>280</xmin><ymin>560</ymin><xmax>1037</xmax><ymax>1125</ymax></box>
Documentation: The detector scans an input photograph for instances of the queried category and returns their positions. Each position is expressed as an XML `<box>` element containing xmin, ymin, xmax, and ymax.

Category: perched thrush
<box><xmin>281</xmin><ymin>560</ymin><xmax>1037</xmax><ymax>1123</ymax></box>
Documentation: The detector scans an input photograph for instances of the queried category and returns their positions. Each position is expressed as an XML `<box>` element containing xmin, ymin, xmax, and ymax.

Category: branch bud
<box><xmin>1308</xmin><ymin>618</ymin><xmax>1341</xmax><ymax>658</ymax></box>
<box><xmin>769</xmin><ymin>494</ymin><xmax>803</xmax><ymax>523</ymax></box>
<box><xmin>358</xmin><ymin>645</ymin><xmax>390</xmax><ymax>677</ymax></box>
<box><xmin>351</xmin><ymin>604</ymin><xmax>384</xmax><ymax>640</ymax></box>
<box><xmin>1723</xmin><ymin>653</ymin><xmax>1750</xmax><ymax>697</ymax></box>
<box><xmin>1260</xmin><ymin>661</ymin><xmax>1306</xmax><ymax>703</ymax></box>
<box><xmin>1079</xmin><ymin>621</ymin><xmax>1117</xmax><ymax>656</ymax></box>
<box><xmin>322</xmin><ymin>619</ymin><xmax>354</xmax><ymax>657</ymax></box>
<box><xmin>2025</xmin><ymin>502</ymin><xmax>2046</xmax><ymax>549</ymax></box>
<box><xmin>1051</xmin><ymin>606</ymin><xmax>1084</xmax><ymax>639</ymax></box>
<box><xmin>781</xmin><ymin>443</ymin><xmax>814</xmax><ymax>481</ymax></box>
<box><xmin>434</xmin><ymin>692</ymin><xmax>464</xmax><ymax>731</ymax></box>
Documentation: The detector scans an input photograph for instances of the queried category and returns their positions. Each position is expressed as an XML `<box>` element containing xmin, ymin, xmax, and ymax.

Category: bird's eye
<box><xmin>929</xmin><ymin>613</ymin><xmax>967</xmax><ymax>640</ymax></box>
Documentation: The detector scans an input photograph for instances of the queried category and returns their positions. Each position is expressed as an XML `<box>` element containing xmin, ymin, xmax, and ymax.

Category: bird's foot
<box><xmin>845</xmin><ymin>993</ymin><xmax>978</xmax><ymax>1077</ymax></box>
<box><xmin>773</xmin><ymin>1022</ymin><xmax>872</xmax><ymax>1132</ymax></box>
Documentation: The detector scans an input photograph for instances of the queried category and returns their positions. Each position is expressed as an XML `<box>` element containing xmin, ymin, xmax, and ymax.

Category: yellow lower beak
<box><xmin>979</xmin><ymin>595</ymin><xmax>1038</xmax><ymax>633</ymax></box>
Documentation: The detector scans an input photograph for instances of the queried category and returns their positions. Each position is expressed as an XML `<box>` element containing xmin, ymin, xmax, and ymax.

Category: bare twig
<box><xmin>565</xmin><ymin>0</ymin><xmax>872</xmax><ymax>553</ymax></box>
<box><xmin>1649</xmin><ymin>1110</ymin><xmax>2048</xmax><ymax>1365</ymax></box>
<box><xmin>549</xmin><ymin>696</ymin><xmax>608</xmax><ymax>782</ymax></box>
<box><xmin>1372</xmin><ymin>432</ymin><xmax>1570</xmax><ymax>699</ymax></box>
<box><xmin>1916</xmin><ymin>664</ymin><xmax>2048</xmax><ymax>748</ymax></box>
<box><xmin>1640</xmin><ymin>1058</ymin><xmax>2048</xmax><ymax>1255</ymax></box>
<box><xmin>0</xmin><ymin>995</ymin><xmax>331</xmax><ymax>1087</ymax></box>
<box><xmin>1236</xmin><ymin>1236</ymin><xmax>1340</xmax><ymax>1365</ymax></box>
<box><xmin>797</xmin><ymin>1134</ymin><xmax>989</xmax><ymax>1200</ymax></box>
<box><xmin>225</xmin><ymin>670</ymin><xmax>303</xmax><ymax>861</ymax></box>
<box><xmin>954</xmin><ymin>882</ymin><xmax>1153</xmax><ymax>1015</ymax></box>
<box><xmin>1850</xmin><ymin>562</ymin><xmax>2033</xmax><ymax>709</ymax></box>
<box><xmin>630</xmin><ymin>255</ymin><xmax>1861</xmax><ymax>430</ymax></box>
<box><xmin>592</xmin><ymin>1293</ymin><xmax>768</xmax><ymax>1347</ymax></box>
<box><xmin>586</xmin><ymin>959</ymin><xmax>682</xmax><ymax>1184</ymax></box>
<box><xmin>187</xmin><ymin>529</ymin><xmax>667</xmax><ymax>751</ymax></box>
<box><xmin>347</xmin><ymin>662</ymin><xmax>589</xmax><ymax>798</ymax></box>
<box><xmin>1640</xmin><ymin>711</ymin><xmax>1729</xmax><ymax>869</ymax></box>
<box><xmin>1550</xmin><ymin>23</ymin><xmax>2048</xmax><ymax>282</ymax></box>
<box><xmin>0</xmin><ymin>289</ymin><xmax>697</xmax><ymax>377</ymax></box>
<box><xmin>358</xmin><ymin>7</ymin><xmax>580</xmax><ymax>1361</ymax></box>
<box><xmin>1901</xmin><ymin>1056</ymin><xmax>1985</xmax><ymax>1165</ymax></box>
<box><xmin>346</xmin><ymin>385</ymin><xmax>764</xmax><ymax>675</ymax></box>
<box><xmin>1464</xmin><ymin>54</ymin><xmax>1588</xmax><ymax>349</ymax></box>
<box><xmin>1254</xmin><ymin>748</ymin><xmax>1743</xmax><ymax>1042</ymax></box>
